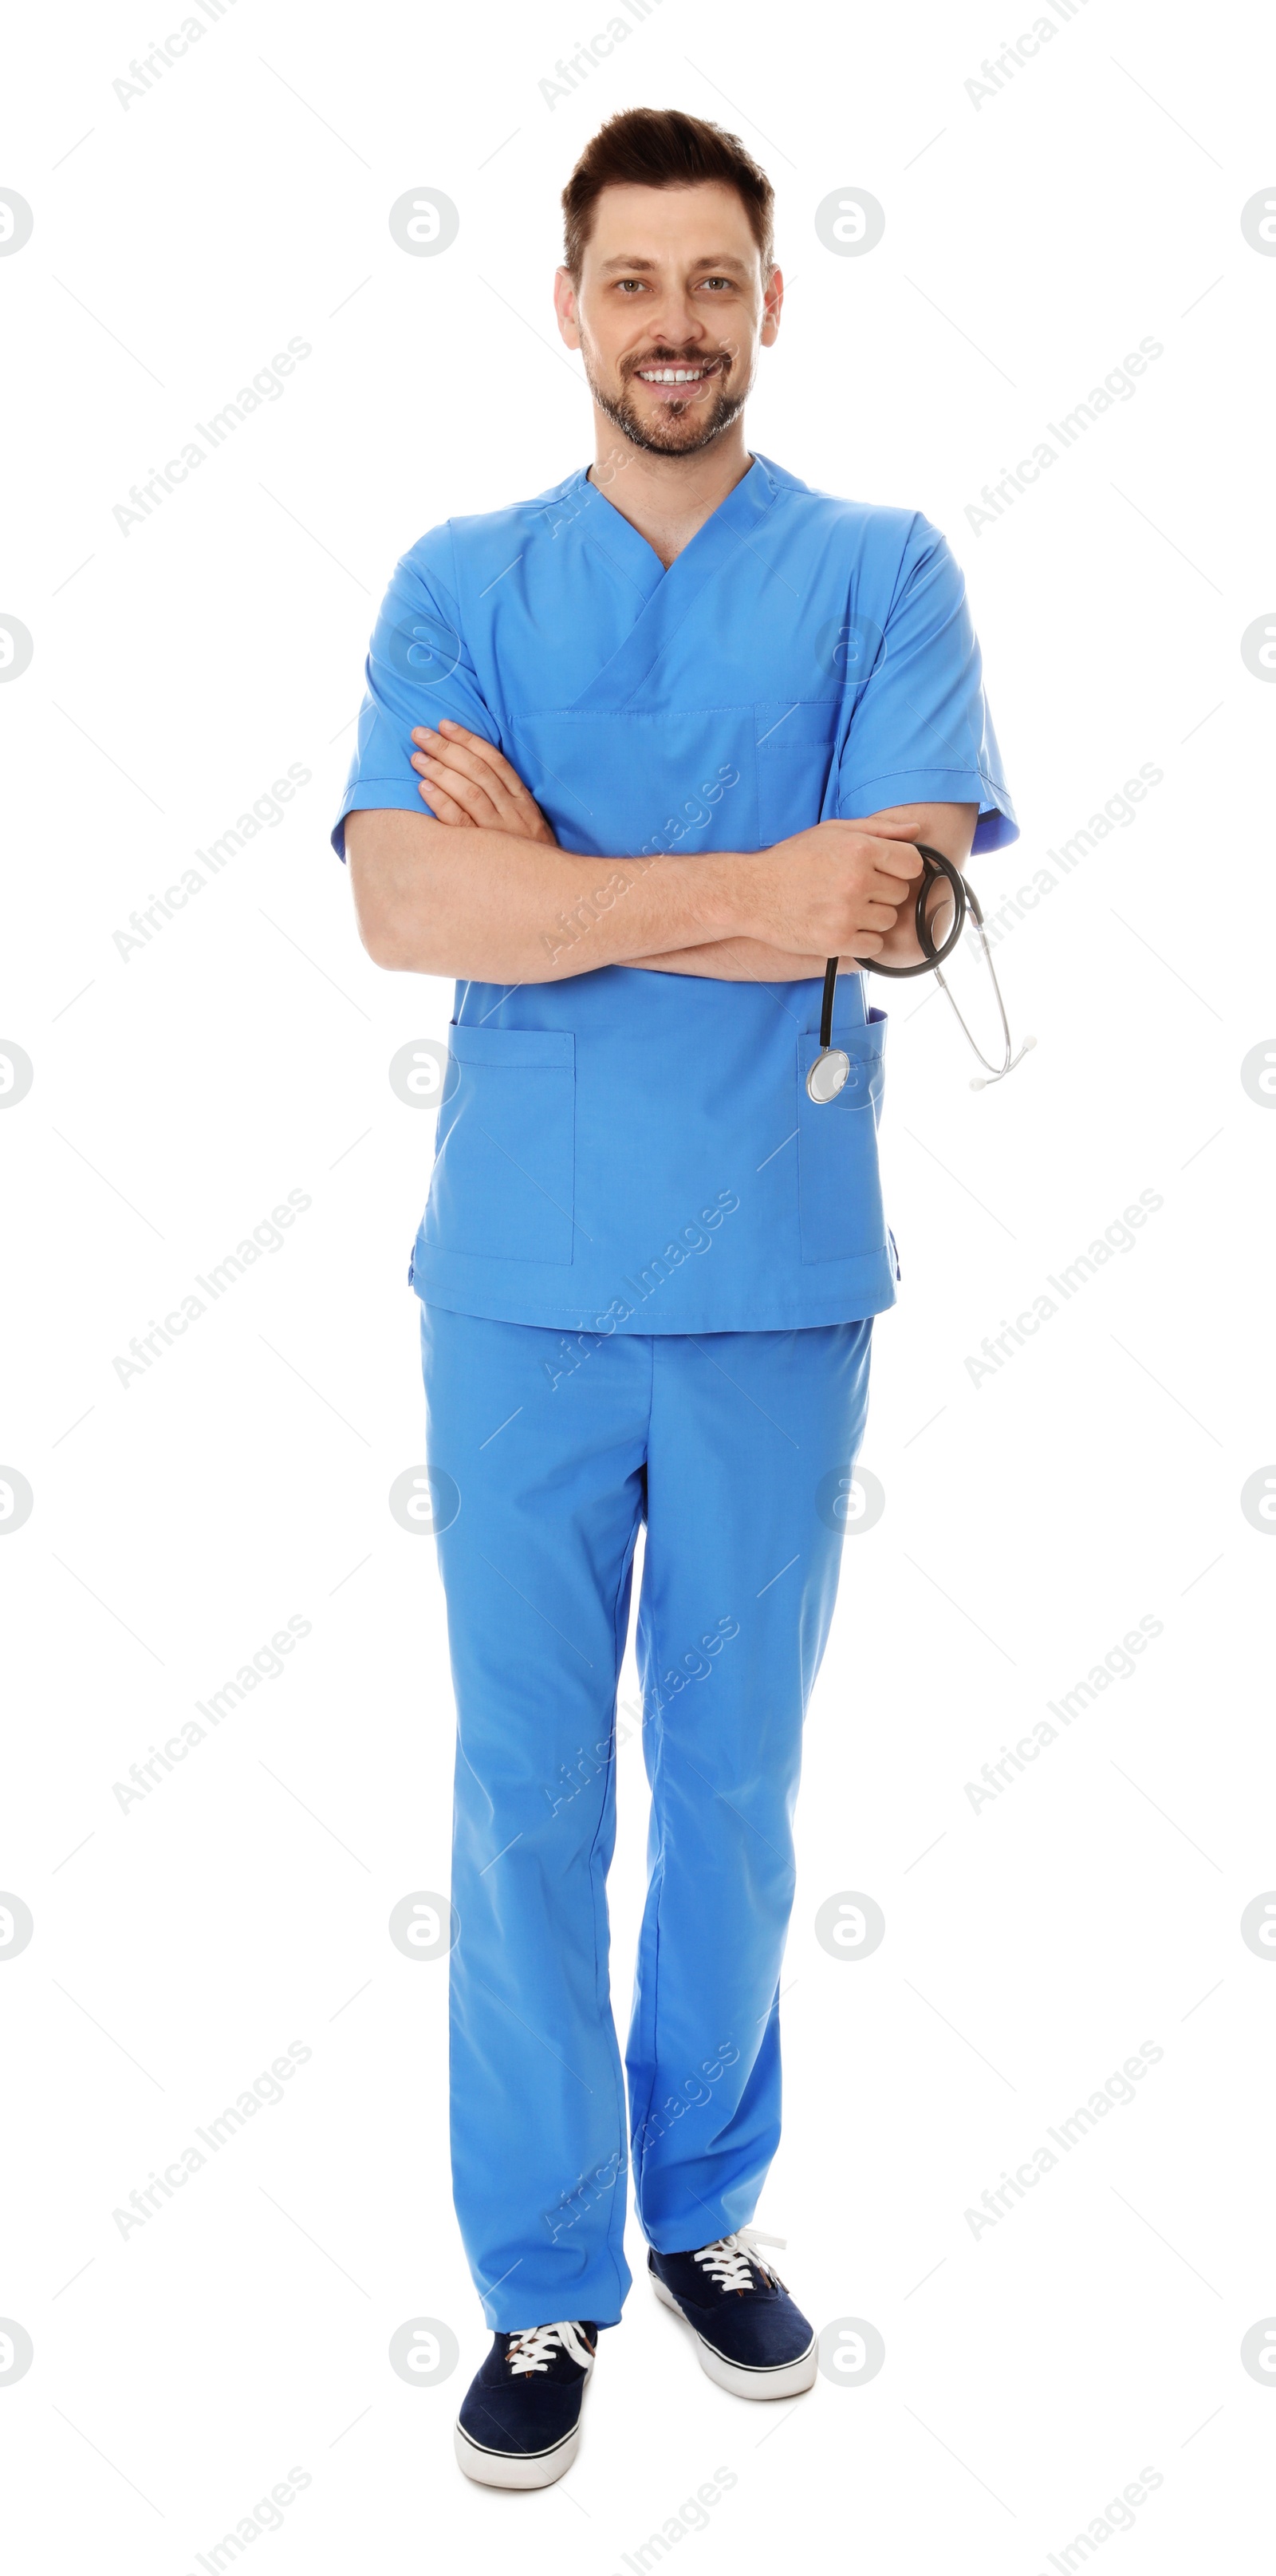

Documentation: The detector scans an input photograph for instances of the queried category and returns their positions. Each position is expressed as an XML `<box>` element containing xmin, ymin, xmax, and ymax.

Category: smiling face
<box><xmin>555</xmin><ymin>180</ymin><xmax>782</xmax><ymax>459</ymax></box>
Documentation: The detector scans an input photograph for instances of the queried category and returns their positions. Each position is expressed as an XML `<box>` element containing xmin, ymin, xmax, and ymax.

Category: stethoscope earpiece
<box><xmin>970</xmin><ymin>1033</ymin><xmax>1036</xmax><ymax>1091</ymax></box>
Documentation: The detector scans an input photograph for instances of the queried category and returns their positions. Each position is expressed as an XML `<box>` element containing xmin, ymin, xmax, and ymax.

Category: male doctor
<box><xmin>335</xmin><ymin>108</ymin><xmax>1017</xmax><ymax>2488</ymax></box>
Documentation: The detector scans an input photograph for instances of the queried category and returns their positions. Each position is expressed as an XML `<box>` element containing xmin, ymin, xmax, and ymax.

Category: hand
<box><xmin>871</xmin><ymin>862</ymin><xmax>960</xmax><ymax>969</ymax></box>
<box><xmin>734</xmin><ymin>820</ymin><xmax>927</xmax><ymax>961</ymax></box>
<box><xmin>410</xmin><ymin>720</ymin><xmax>558</xmax><ymax>845</ymax></box>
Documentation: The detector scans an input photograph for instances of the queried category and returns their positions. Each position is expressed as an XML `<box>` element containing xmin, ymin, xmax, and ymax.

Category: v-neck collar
<box><xmin>558</xmin><ymin>452</ymin><xmax>787</xmax><ymax>712</ymax></box>
<box><xmin>574</xmin><ymin>450</ymin><xmax>782</xmax><ymax>596</ymax></box>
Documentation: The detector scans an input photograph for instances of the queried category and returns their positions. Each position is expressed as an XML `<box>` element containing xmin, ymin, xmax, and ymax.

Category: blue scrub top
<box><xmin>333</xmin><ymin>452</ymin><xmax>1018</xmax><ymax>1334</ymax></box>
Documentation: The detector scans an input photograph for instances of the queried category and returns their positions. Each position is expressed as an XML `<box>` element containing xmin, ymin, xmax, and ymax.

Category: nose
<box><xmin>640</xmin><ymin>289</ymin><xmax>709</xmax><ymax>349</ymax></box>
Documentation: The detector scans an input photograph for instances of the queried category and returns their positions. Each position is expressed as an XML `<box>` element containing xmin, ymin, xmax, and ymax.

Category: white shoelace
<box><xmin>505</xmin><ymin>2320</ymin><xmax>595</xmax><ymax>2375</ymax></box>
<box><xmin>691</xmin><ymin>2227</ymin><xmax>788</xmax><ymax>2293</ymax></box>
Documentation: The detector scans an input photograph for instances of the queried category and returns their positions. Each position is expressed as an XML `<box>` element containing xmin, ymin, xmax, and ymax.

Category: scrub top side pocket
<box><xmin>796</xmin><ymin>1008</ymin><xmax>888</xmax><ymax>1264</ymax></box>
<box><xmin>423</xmin><ymin>1025</ymin><xmax>576</xmax><ymax>1266</ymax></box>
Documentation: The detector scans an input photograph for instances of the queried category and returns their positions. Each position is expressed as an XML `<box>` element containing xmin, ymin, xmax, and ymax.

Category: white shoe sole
<box><xmin>651</xmin><ymin>2267</ymin><xmax>818</xmax><ymax>2399</ymax></box>
<box><xmin>454</xmin><ymin>2416</ymin><xmax>582</xmax><ymax>2489</ymax></box>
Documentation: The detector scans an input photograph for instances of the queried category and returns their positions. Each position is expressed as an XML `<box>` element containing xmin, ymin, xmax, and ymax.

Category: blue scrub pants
<box><xmin>419</xmin><ymin>1304</ymin><xmax>872</xmax><ymax>2330</ymax></box>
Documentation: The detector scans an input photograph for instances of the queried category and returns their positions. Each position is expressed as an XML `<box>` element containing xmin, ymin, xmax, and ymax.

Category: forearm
<box><xmin>628</xmin><ymin>935</ymin><xmax>830</xmax><ymax>980</ymax></box>
<box><xmin>345</xmin><ymin>807</ymin><xmax>749</xmax><ymax>982</ymax></box>
<box><xmin>345</xmin><ymin>797</ymin><xmax>978</xmax><ymax>984</ymax></box>
<box><xmin>632</xmin><ymin>805</ymin><xmax>979</xmax><ymax>980</ymax></box>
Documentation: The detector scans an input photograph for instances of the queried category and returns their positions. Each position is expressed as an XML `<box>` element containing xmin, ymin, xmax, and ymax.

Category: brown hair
<box><xmin>561</xmin><ymin>108</ymin><xmax>774</xmax><ymax>279</ymax></box>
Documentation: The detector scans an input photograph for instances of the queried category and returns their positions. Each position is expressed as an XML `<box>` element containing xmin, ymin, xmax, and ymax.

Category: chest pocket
<box><xmin>754</xmin><ymin>699</ymin><xmax>840</xmax><ymax>846</ymax></box>
<box><xmin>423</xmin><ymin>1024</ymin><xmax>575</xmax><ymax>1265</ymax></box>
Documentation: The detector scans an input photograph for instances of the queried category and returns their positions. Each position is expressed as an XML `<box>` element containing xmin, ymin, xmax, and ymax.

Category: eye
<box><xmin>615</xmin><ymin>278</ymin><xmax>647</xmax><ymax>293</ymax></box>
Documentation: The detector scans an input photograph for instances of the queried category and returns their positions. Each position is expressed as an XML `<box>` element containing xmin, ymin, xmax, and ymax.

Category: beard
<box><xmin>581</xmin><ymin>347</ymin><xmax>749</xmax><ymax>457</ymax></box>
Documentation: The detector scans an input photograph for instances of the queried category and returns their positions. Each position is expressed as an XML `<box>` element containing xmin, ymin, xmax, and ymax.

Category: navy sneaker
<box><xmin>454</xmin><ymin>2319</ymin><xmax>597</xmax><ymax>2487</ymax></box>
<box><xmin>649</xmin><ymin>2229</ymin><xmax>817</xmax><ymax>2398</ymax></box>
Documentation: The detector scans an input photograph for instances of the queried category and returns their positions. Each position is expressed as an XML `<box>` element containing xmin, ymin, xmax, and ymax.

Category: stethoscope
<box><xmin>805</xmin><ymin>844</ymin><xmax>1036</xmax><ymax>1103</ymax></box>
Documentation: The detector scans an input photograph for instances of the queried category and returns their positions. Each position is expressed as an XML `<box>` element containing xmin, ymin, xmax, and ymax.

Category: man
<box><xmin>334</xmin><ymin>108</ymin><xmax>1017</xmax><ymax>2488</ymax></box>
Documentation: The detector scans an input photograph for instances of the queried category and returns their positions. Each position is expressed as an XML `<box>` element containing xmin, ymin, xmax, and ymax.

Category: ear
<box><xmin>553</xmin><ymin>266</ymin><xmax>582</xmax><ymax>349</ymax></box>
<box><xmin>760</xmin><ymin>264</ymin><xmax>784</xmax><ymax>347</ymax></box>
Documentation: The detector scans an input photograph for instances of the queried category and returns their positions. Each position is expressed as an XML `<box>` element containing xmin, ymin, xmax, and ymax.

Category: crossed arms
<box><xmin>345</xmin><ymin>720</ymin><xmax>979</xmax><ymax>986</ymax></box>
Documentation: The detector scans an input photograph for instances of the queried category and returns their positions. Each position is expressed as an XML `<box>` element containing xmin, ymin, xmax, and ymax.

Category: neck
<box><xmin>587</xmin><ymin>414</ymin><xmax>754</xmax><ymax>566</ymax></box>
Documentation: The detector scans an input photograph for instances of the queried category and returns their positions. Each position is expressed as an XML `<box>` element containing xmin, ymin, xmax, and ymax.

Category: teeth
<box><xmin>640</xmin><ymin>365</ymin><xmax>707</xmax><ymax>383</ymax></box>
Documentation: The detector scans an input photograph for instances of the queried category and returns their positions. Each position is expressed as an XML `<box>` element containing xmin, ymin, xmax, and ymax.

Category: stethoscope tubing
<box><xmin>809</xmin><ymin>842</ymin><xmax>1031</xmax><ymax>1098</ymax></box>
<box><xmin>817</xmin><ymin>844</ymin><xmax>974</xmax><ymax>1051</ymax></box>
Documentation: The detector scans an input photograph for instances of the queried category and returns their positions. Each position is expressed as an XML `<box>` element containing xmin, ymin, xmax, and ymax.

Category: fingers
<box><xmin>410</xmin><ymin>720</ymin><xmax>549</xmax><ymax>837</ymax></box>
<box><xmin>864</xmin><ymin>874</ymin><xmax>919</xmax><ymax>912</ymax></box>
<box><xmin>868</xmin><ymin>854</ymin><xmax>926</xmax><ymax>896</ymax></box>
<box><xmin>851</xmin><ymin>815</ymin><xmax>931</xmax><ymax>871</ymax></box>
<box><xmin>412</xmin><ymin>734</ymin><xmax>503</xmax><ymax>827</ymax></box>
<box><xmin>436</xmin><ymin>719</ymin><xmax>534</xmax><ymax>801</ymax></box>
<box><xmin>841</xmin><ymin>828</ymin><xmax>925</xmax><ymax>889</ymax></box>
<box><xmin>809</xmin><ymin>822</ymin><xmax>925</xmax><ymax>901</ymax></box>
<box><xmin>416</xmin><ymin>774</ymin><xmax>475</xmax><ymax>826</ymax></box>
<box><xmin>412</xmin><ymin>720</ymin><xmax>530</xmax><ymax>807</ymax></box>
<box><xmin>415</xmin><ymin>765</ymin><xmax>495</xmax><ymax>826</ymax></box>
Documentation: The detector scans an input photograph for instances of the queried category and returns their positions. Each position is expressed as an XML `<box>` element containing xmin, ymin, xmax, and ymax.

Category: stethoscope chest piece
<box><xmin>806</xmin><ymin>1046</ymin><xmax>850</xmax><ymax>1104</ymax></box>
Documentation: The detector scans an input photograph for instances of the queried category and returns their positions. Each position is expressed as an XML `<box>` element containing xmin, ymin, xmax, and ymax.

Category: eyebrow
<box><xmin>595</xmin><ymin>254</ymin><xmax>751</xmax><ymax>275</ymax></box>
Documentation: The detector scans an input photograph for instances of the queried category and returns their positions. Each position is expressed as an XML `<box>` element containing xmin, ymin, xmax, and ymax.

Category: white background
<box><xmin>2</xmin><ymin>0</ymin><xmax>1275</xmax><ymax>2566</ymax></box>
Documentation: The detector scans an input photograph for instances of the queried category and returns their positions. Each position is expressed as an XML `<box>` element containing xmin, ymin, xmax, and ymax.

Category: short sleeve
<box><xmin>329</xmin><ymin>534</ymin><xmax>498</xmax><ymax>859</ymax></box>
<box><xmin>836</xmin><ymin>519</ymin><xmax>1018</xmax><ymax>854</ymax></box>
